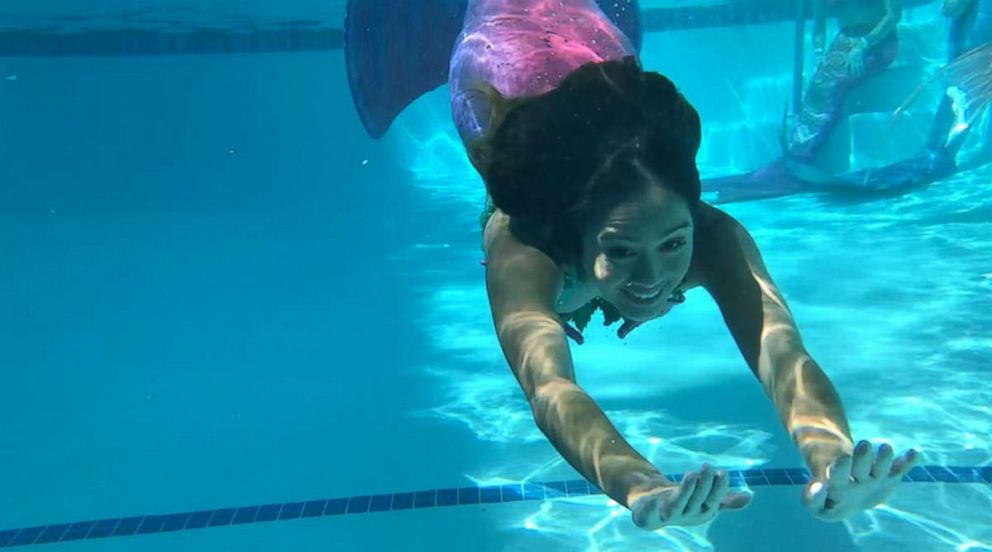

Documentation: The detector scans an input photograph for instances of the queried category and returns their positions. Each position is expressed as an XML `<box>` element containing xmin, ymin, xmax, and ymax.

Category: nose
<box><xmin>628</xmin><ymin>254</ymin><xmax>668</xmax><ymax>290</ymax></box>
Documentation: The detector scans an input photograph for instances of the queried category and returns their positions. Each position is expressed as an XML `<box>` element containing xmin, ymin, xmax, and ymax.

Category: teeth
<box><xmin>627</xmin><ymin>288</ymin><xmax>661</xmax><ymax>300</ymax></box>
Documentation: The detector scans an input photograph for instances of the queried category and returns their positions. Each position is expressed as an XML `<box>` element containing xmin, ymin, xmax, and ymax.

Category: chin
<box><xmin>617</xmin><ymin>299</ymin><xmax>673</xmax><ymax>321</ymax></box>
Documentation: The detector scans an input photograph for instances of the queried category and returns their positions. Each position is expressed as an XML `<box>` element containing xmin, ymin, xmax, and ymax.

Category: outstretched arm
<box><xmin>694</xmin><ymin>205</ymin><xmax>917</xmax><ymax>520</ymax></box>
<box><xmin>483</xmin><ymin>210</ymin><xmax>666</xmax><ymax>506</ymax></box>
<box><xmin>693</xmin><ymin>206</ymin><xmax>854</xmax><ymax>479</ymax></box>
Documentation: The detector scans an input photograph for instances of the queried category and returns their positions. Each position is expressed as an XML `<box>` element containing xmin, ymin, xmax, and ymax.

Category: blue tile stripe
<box><xmin>0</xmin><ymin>0</ymin><xmax>937</xmax><ymax>58</ymax></box>
<box><xmin>0</xmin><ymin>465</ymin><xmax>987</xmax><ymax>548</ymax></box>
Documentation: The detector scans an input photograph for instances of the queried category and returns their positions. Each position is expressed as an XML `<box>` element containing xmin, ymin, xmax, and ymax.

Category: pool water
<box><xmin>0</xmin><ymin>1</ymin><xmax>989</xmax><ymax>550</ymax></box>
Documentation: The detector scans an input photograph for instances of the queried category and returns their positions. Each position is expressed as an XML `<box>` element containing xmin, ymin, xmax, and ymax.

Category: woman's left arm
<box><xmin>693</xmin><ymin>207</ymin><xmax>854</xmax><ymax>480</ymax></box>
<box><xmin>694</xmin><ymin>205</ymin><xmax>918</xmax><ymax>520</ymax></box>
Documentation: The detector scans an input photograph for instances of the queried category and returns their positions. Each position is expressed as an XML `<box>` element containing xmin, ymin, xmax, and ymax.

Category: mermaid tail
<box><xmin>705</xmin><ymin>151</ymin><xmax>954</xmax><ymax>203</ymax></box>
<box><xmin>704</xmin><ymin>159</ymin><xmax>809</xmax><ymax>203</ymax></box>
<box><xmin>344</xmin><ymin>0</ymin><xmax>467</xmax><ymax>138</ymax></box>
<box><xmin>819</xmin><ymin>42</ymin><xmax>992</xmax><ymax>193</ymax></box>
<box><xmin>710</xmin><ymin>43</ymin><xmax>992</xmax><ymax>203</ymax></box>
<box><xmin>942</xmin><ymin>42</ymin><xmax>992</xmax><ymax>141</ymax></box>
<box><xmin>788</xmin><ymin>153</ymin><xmax>954</xmax><ymax>195</ymax></box>
<box><xmin>345</xmin><ymin>0</ymin><xmax>643</xmax><ymax>139</ymax></box>
<box><xmin>894</xmin><ymin>42</ymin><xmax>992</xmax><ymax>146</ymax></box>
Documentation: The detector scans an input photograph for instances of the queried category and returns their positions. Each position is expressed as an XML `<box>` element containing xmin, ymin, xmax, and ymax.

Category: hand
<box><xmin>801</xmin><ymin>440</ymin><xmax>919</xmax><ymax>522</ymax></box>
<box><xmin>844</xmin><ymin>38</ymin><xmax>867</xmax><ymax>77</ymax></box>
<box><xmin>629</xmin><ymin>464</ymin><xmax>752</xmax><ymax>530</ymax></box>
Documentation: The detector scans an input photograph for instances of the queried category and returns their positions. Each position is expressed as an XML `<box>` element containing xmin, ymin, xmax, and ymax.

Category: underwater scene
<box><xmin>0</xmin><ymin>0</ymin><xmax>990</xmax><ymax>550</ymax></box>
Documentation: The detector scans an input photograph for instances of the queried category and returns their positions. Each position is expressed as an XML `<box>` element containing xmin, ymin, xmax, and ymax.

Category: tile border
<box><xmin>2</xmin><ymin>465</ymin><xmax>988</xmax><ymax>548</ymax></box>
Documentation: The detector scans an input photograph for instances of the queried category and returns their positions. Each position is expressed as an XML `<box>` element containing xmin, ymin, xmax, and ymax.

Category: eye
<box><xmin>606</xmin><ymin>246</ymin><xmax>634</xmax><ymax>259</ymax></box>
<box><xmin>660</xmin><ymin>237</ymin><xmax>687</xmax><ymax>252</ymax></box>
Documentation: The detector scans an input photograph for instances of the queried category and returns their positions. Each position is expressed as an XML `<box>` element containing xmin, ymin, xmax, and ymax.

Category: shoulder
<box><xmin>684</xmin><ymin>203</ymin><xmax>749</xmax><ymax>288</ymax></box>
<box><xmin>483</xmin><ymin>208</ymin><xmax>565</xmax><ymax>297</ymax></box>
<box><xmin>692</xmin><ymin>203</ymin><xmax>749</xmax><ymax>251</ymax></box>
<box><xmin>482</xmin><ymin>206</ymin><xmax>511</xmax><ymax>254</ymax></box>
<box><xmin>694</xmin><ymin>202</ymin><xmax>740</xmax><ymax>230</ymax></box>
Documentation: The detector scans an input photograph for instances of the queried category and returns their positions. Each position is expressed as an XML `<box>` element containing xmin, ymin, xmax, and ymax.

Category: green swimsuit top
<box><xmin>480</xmin><ymin>199</ymin><xmax>624</xmax><ymax>333</ymax></box>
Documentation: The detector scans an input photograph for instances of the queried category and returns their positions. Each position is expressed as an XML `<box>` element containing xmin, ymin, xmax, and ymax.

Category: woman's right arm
<box><xmin>482</xmin><ymin>211</ymin><xmax>668</xmax><ymax>507</ymax></box>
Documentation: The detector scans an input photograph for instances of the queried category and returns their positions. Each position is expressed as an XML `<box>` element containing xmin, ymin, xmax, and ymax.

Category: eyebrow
<box><xmin>599</xmin><ymin>221</ymin><xmax>692</xmax><ymax>241</ymax></box>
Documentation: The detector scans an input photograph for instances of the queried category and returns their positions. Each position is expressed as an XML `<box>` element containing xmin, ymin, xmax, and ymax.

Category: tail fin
<box><xmin>892</xmin><ymin>42</ymin><xmax>992</xmax><ymax>130</ymax></box>
<box><xmin>943</xmin><ymin>42</ymin><xmax>992</xmax><ymax>137</ymax></box>
<box><xmin>704</xmin><ymin>160</ymin><xmax>807</xmax><ymax>203</ymax></box>
<box><xmin>345</xmin><ymin>0</ymin><xmax>643</xmax><ymax>139</ymax></box>
<box><xmin>345</xmin><ymin>0</ymin><xmax>468</xmax><ymax>138</ymax></box>
<box><xmin>599</xmin><ymin>0</ymin><xmax>643</xmax><ymax>52</ymax></box>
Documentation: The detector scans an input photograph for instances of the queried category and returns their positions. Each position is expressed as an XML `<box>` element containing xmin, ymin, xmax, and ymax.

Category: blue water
<box><xmin>0</xmin><ymin>2</ymin><xmax>990</xmax><ymax>551</ymax></box>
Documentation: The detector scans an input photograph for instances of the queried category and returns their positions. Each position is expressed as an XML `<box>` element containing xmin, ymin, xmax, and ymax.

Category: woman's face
<box><xmin>580</xmin><ymin>184</ymin><xmax>694</xmax><ymax>322</ymax></box>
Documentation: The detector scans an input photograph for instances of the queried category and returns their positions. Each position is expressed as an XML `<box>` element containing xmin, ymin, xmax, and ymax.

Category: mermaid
<box><xmin>710</xmin><ymin>0</ymin><xmax>992</xmax><ymax>200</ymax></box>
<box><xmin>706</xmin><ymin>0</ymin><xmax>904</xmax><ymax>202</ymax></box>
<box><xmin>345</xmin><ymin>0</ymin><xmax>918</xmax><ymax>529</ymax></box>
<box><xmin>819</xmin><ymin>0</ymin><xmax>992</xmax><ymax>193</ymax></box>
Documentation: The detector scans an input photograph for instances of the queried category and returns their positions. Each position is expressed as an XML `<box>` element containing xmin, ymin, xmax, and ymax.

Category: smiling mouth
<box><xmin>622</xmin><ymin>286</ymin><xmax>664</xmax><ymax>305</ymax></box>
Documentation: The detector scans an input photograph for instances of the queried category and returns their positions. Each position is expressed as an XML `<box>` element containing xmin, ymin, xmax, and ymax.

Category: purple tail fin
<box><xmin>345</xmin><ymin>0</ymin><xmax>643</xmax><ymax>139</ymax></box>
<box><xmin>704</xmin><ymin>160</ymin><xmax>807</xmax><ymax>203</ymax></box>
<box><xmin>602</xmin><ymin>0</ymin><xmax>643</xmax><ymax>52</ymax></box>
<box><xmin>345</xmin><ymin>0</ymin><xmax>468</xmax><ymax>139</ymax></box>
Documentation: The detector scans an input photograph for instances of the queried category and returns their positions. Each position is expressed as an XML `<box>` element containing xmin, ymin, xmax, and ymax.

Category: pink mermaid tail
<box><xmin>344</xmin><ymin>0</ymin><xmax>641</xmax><ymax>140</ymax></box>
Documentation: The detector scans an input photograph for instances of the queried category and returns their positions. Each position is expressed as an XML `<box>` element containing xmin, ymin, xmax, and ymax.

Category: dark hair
<box><xmin>471</xmin><ymin>56</ymin><xmax>702</xmax><ymax>267</ymax></box>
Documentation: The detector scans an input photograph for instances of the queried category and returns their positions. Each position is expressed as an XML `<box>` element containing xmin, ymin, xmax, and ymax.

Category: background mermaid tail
<box><xmin>345</xmin><ymin>0</ymin><xmax>643</xmax><ymax>139</ymax></box>
<box><xmin>704</xmin><ymin>160</ymin><xmax>809</xmax><ymax>204</ymax></box>
<box><xmin>708</xmin><ymin>43</ymin><xmax>992</xmax><ymax>203</ymax></box>
<box><xmin>893</xmin><ymin>42</ymin><xmax>992</xmax><ymax>144</ymax></box>
<box><xmin>830</xmin><ymin>42</ymin><xmax>992</xmax><ymax>194</ymax></box>
<box><xmin>941</xmin><ymin>42</ymin><xmax>992</xmax><ymax>140</ymax></box>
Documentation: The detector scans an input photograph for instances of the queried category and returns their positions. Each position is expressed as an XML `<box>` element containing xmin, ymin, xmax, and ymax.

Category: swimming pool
<box><xmin>0</xmin><ymin>1</ymin><xmax>989</xmax><ymax>550</ymax></box>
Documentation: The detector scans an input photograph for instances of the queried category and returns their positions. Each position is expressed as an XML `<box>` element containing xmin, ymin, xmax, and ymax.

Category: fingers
<box><xmin>870</xmin><ymin>443</ymin><xmax>895</xmax><ymax>479</ymax></box>
<box><xmin>802</xmin><ymin>480</ymin><xmax>828</xmax><ymax>512</ymax></box>
<box><xmin>889</xmin><ymin>449</ymin><xmax>919</xmax><ymax>479</ymax></box>
<box><xmin>684</xmin><ymin>465</ymin><xmax>715</xmax><ymax>515</ymax></box>
<box><xmin>721</xmin><ymin>491</ymin><xmax>752</xmax><ymax>510</ymax></box>
<box><xmin>703</xmin><ymin>470</ymin><xmax>729</xmax><ymax>513</ymax></box>
<box><xmin>827</xmin><ymin>455</ymin><xmax>853</xmax><ymax>487</ymax></box>
<box><xmin>672</xmin><ymin>472</ymin><xmax>699</xmax><ymax>516</ymax></box>
<box><xmin>851</xmin><ymin>440</ymin><xmax>874</xmax><ymax>482</ymax></box>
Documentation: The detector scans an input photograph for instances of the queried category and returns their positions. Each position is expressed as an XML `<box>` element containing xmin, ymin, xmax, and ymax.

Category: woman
<box><xmin>706</xmin><ymin>0</ymin><xmax>903</xmax><ymax>202</ymax></box>
<box><xmin>791</xmin><ymin>0</ymin><xmax>903</xmax><ymax>160</ymax></box>
<box><xmin>345</xmin><ymin>0</ymin><xmax>918</xmax><ymax>530</ymax></box>
<box><xmin>761</xmin><ymin>0</ymin><xmax>992</xmax><ymax>194</ymax></box>
<box><xmin>913</xmin><ymin>0</ymin><xmax>992</xmax><ymax>170</ymax></box>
